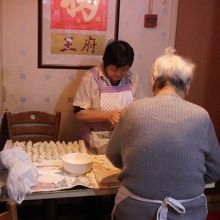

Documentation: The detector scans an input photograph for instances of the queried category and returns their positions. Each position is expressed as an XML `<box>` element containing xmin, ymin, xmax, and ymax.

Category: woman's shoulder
<box><xmin>126</xmin><ymin>97</ymin><xmax>153</xmax><ymax>110</ymax></box>
<box><xmin>83</xmin><ymin>65</ymin><xmax>104</xmax><ymax>78</ymax></box>
<box><xmin>80</xmin><ymin>66</ymin><xmax>99</xmax><ymax>81</ymax></box>
<box><xmin>127</xmin><ymin>69</ymin><xmax>137</xmax><ymax>82</ymax></box>
<box><xmin>185</xmin><ymin>100</ymin><xmax>209</xmax><ymax>114</ymax></box>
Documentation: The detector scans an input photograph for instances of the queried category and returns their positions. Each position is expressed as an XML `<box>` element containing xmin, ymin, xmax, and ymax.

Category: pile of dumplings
<box><xmin>11</xmin><ymin>140</ymin><xmax>87</xmax><ymax>163</ymax></box>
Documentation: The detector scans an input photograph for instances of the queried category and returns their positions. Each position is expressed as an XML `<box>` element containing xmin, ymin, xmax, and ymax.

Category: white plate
<box><xmin>38</xmin><ymin>166</ymin><xmax>62</xmax><ymax>175</ymax></box>
<box><xmin>38</xmin><ymin>173</ymin><xmax>64</xmax><ymax>184</ymax></box>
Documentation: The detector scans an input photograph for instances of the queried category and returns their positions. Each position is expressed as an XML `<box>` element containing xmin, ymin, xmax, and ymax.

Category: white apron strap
<box><xmin>112</xmin><ymin>185</ymin><xmax>206</xmax><ymax>220</ymax></box>
<box><xmin>156</xmin><ymin>197</ymin><xmax>185</xmax><ymax>220</ymax></box>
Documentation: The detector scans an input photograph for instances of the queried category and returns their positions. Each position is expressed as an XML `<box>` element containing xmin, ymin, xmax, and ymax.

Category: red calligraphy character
<box><xmin>81</xmin><ymin>36</ymin><xmax>97</xmax><ymax>53</ymax></box>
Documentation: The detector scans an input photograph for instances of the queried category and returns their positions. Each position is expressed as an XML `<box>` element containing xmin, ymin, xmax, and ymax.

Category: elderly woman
<box><xmin>106</xmin><ymin>48</ymin><xmax>220</xmax><ymax>220</ymax></box>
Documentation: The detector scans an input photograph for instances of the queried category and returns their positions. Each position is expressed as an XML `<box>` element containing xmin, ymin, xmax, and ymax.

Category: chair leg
<box><xmin>6</xmin><ymin>200</ymin><xmax>18</xmax><ymax>220</ymax></box>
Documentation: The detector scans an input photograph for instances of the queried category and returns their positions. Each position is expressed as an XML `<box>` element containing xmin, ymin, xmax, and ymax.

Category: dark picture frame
<box><xmin>38</xmin><ymin>0</ymin><xmax>120</xmax><ymax>69</ymax></box>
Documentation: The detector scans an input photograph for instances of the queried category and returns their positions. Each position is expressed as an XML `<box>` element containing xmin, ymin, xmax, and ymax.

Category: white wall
<box><xmin>119</xmin><ymin>0</ymin><xmax>178</xmax><ymax>95</ymax></box>
<box><xmin>0</xmin><ymin>0</ymin><xmax>178</xmax><ymax>141</ymax></box>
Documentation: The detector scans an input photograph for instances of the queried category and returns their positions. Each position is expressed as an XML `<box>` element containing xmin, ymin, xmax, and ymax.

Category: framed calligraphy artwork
<box><xmin>38</xmin><ymin>0</ymin><xmax>120</xmax><ymax>69</ymax></box>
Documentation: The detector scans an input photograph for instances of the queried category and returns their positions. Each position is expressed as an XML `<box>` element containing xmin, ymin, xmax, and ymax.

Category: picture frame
<box><xmin>38</xmin><ymin>0</ymin><xmax>120</xmax><ymax>69</ymax></box>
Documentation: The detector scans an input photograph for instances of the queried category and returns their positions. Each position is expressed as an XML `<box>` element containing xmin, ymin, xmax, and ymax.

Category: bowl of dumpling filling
<box><xmin>61</xmin><ymin>153</ymin><xmax>93</xmax><ymax>175</ymax></box>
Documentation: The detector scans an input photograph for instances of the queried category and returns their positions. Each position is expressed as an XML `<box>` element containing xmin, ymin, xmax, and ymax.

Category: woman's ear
<box><xmin>185</xmin><ymin>82</ymin><xmax>191</xmax><ymax>96</ymax></box>
<box><xmin>151</xmin><ymin>76</ymin><xmax>155</xmax><ymax>87</ymax></box>
<box><xmin>151</xmin><ymin>76</ymin><xmax>157</xmax><ymax>94</ymax></box>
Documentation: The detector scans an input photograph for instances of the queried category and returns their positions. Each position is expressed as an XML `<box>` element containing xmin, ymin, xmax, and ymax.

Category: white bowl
<box><xmin>61</xmin><ymin>153</ymin><xmax>93</xmax><ymax>175</ymax></box>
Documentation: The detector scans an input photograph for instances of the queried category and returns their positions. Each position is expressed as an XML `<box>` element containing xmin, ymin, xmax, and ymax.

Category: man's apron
<box><xmin>111</xmin><ymin>185</ymin><xmax>207</xmax><ymax>220</ymax></box>
<box><xmin>81</xmin><ymin>68</ymin><xmax>133</xmax><ymax>154</ymax></box>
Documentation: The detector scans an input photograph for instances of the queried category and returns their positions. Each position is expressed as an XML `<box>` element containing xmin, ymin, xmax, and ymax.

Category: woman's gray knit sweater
<box><xmin>107</xmin><ymin>94</ymin><xmax>220</xmax><ymax>220</ymax></box>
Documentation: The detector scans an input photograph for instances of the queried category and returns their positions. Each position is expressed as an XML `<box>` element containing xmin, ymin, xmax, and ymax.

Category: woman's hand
<box><xmin>107</xmin><ymin>110</ymin><xmax>122</xmax><ymax>127</ymax></box>
<box><xmin>74</xmin><ymin>108</ymin><xmax>124</xmax><ymax>127</ymax></box>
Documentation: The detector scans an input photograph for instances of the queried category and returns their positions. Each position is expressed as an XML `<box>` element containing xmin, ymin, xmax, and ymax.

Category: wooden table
<box><xmin>1</xmin><ymin>186</ymin><xmax>118</xmax><ymax>220</ymax></box>
<box><xmin>23</xmin><ymin>186</ymin><xmax>118</xmax><ymax>201</ymax></box>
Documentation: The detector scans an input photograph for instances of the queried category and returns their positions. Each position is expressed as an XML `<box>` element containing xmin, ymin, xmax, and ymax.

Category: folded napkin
<box><xmin>0</xmin><ymin>147</ymin><xmax>38</xmax><ymax>204</ymax></box>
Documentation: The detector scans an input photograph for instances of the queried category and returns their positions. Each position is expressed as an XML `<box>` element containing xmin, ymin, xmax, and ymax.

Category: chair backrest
<box><xmin>6</xmin><ymin>111</ymin><xmax>61</xmax><ymax>143</ymax></box>
<box><xmin>0</xmin><ymin>200</ymin><xmax>18</xmax><ymax>220</ymax></box>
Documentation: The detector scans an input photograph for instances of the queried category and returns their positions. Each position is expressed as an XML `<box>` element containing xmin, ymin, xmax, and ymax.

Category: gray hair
<box><xmin>152</xmin><ymin>47</ymin><xmax>196</xmax><ymax>91</ymax></box>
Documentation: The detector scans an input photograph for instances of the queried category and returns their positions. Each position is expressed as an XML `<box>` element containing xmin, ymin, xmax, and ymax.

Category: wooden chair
<box><xmin>5</xmin><ymin>111</ymin><xmax>61</xmax><ymax>218</ymax></box>
<box><xmin>0</xmin><ymin>200</ymin><xmax>18</xmax><ymax>220</ymax></box>
<box><xmin>6</xmin><ymin>111</ymin><xmax>61</xmax><ymax>143</ymax></box>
